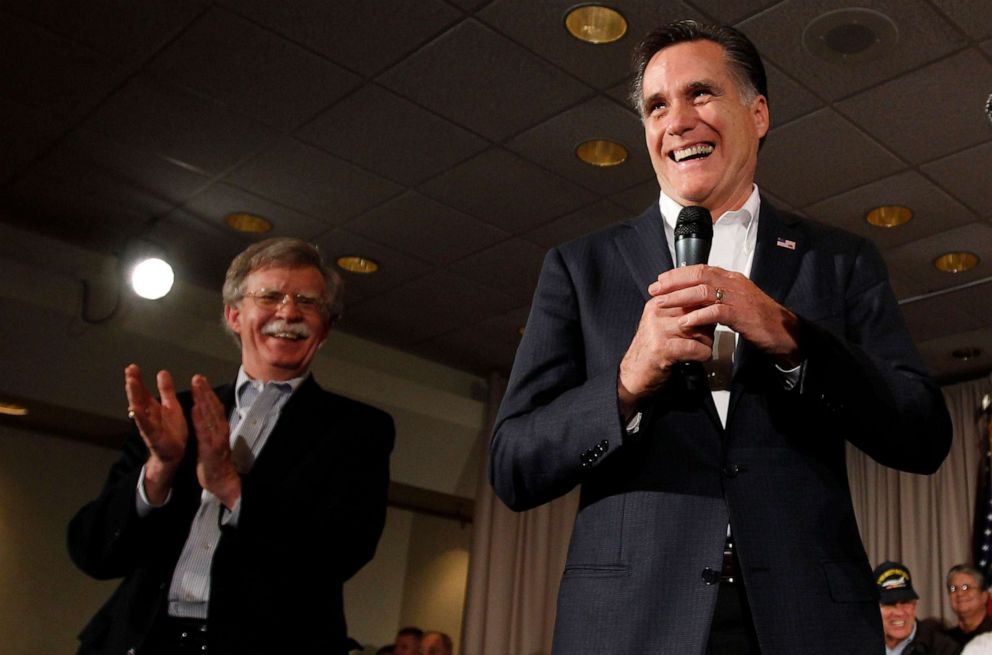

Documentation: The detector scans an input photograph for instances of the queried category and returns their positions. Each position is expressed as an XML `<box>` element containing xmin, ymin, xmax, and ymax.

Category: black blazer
<box><xmin>68</xmin><ymin>374</ymin><xmax>394</xmax><ymax>655</ymax></box>
<box><xmin>491</xmin><ymin>200</ymin><xmax>951</xmax><ymax>654</ymax></box>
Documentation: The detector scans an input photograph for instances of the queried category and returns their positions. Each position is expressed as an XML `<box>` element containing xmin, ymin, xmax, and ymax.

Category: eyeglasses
<box><xmin>948</xmin><ymin>583</ymin><xmax>977</xmax><ymax>594</ymax></box>
<box><xmin>243</xmin><ymin>289</ymin><xmax>325</xmax><ymax>314</ymax></box>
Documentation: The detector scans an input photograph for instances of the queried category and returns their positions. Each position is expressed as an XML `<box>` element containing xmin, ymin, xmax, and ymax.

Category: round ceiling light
<box><xmin>225</xmin><ymin>212</ymin><xmax>273</xmax><ymax>234</ymax></box>
<box><xmin>0</xmin><ymin>401</ymin><xmax>28</xmax><ymax>416</ymax></box>
<box><xmin>865</xmin><ymin>205</ymin><xmax>912</xmax><ymax>228</ymax></box>
<box><xmin>564</xmin><ymin>5</ymin><xmax>627</xmax><ymax>44</ymax></box>
<box><xmin>337</xmin><ymin>256</ymin><xmax>379</xmax><ymax>274</ymax></box>
<box><xmin>803</xmin><ymin>8</ymin><xmax>898</xmax><ymax>64</ymax></box>
<box><xmin>130</xmin><ymin>257</ymin><xmax>175</xmax><ymax>300</ymax></box>
<box><xmin>576</xmin><ymin>139</ymin><xmax>628</xmax><ymax>167</ymax></box>
<box><xmin>933</xmin><ymin>251</ymin><xmax>979</xmax><ymax>273</ymax></box>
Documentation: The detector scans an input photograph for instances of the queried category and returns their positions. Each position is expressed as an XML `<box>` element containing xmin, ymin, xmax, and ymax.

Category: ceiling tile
<box><xmin>182</xmin><ymin>183</ymin><xmax>330</xmax><ymax>239</ymax></box>
<box><xmin>836</xmin><ymin>49</ymin><xmax>992</xmax><ymax>165</ymax></box>
<box><xmin>921</xmin><ymin>141</ymin><xmax>992</xmax><ymax>216</ymax></box>
<box><xmin>345</xmin><ymin>191</ymin><xmax>508</xmax><ymax>265</ymax></box>
<box><xmin>756</xmin><ymin>108</ymin><xmax>905</xmax><ymax>207</ymax></box>
<box><xmin>934</xmin><ymin>0</ymin><xmax>992</xmax><ymax>40</ymax></box>
<box><xmin>2</xmin><ymin>0</ymin><xmax>209</xmax><ymax>63</ymax></box>
<box><xmin>611</xmin><ymin>179</ymin><xmax>660</xmax><ymax>215</ymax></box>
<box><xmin>686</xmin><ymin>0</ymin><xmax>783</xmax><ymax>24</ymax></box>
<box><xmin>378</xmin><ymin>19</ymin><xmax>592</xmax><ymax>141</ymax></box>
<box><xmin>524</xmin><ymin>199</ymin><xmax>631</xmax><ymax>249</ymax></box>
<box><xmin>297</xmin><ymin>85</ymin><xmax>488</xmax><ymax>186</ymax></box>
<box><xmin>82</xmin><ymin>75</ymin><xmax>275</xmax><ymax>176</ymax></box>
<box><xmin>802</xmin><ymin>170</ymin><xmax>976</xmax><ymax>251</ymax></box>
<box><xmin>764</xmin><ymin>62</ymin><xmax>823</xmax><ymax>127</ymax></box>
<box><xmin>478</xmin><ymin>0</ymin><xmax>704</xmax><ymax>89</ymax></box>
<box><xmin>506</xmin><ymin>96</ymin><xmax>653</xmax><ymax>194</ymax></box>
<box><xmin>420</xmin><ymin>148</ymin><xmax>596</xmax><ymax>233</ymax></box>
<box><xmin>884</xmin><ymin>222</ymin><xmax>992</xmax><ymax>297</ymax></box>
<box><xmin>417</xmin><ymin>306</ymin><xmax>531</xmax><ymax>376</ymax></box>
<box><xmin>221</xmin><ymin>0</ymin><xmax>461</xmax><ymax>76</ymax></box>
<box><xmin>740</xmin><ymin>0</ymin><xmax>966</xmax><ymax>102</ymax></box>
<box><xmin>225</xmin><ymin>137</ymin><xmax>402</xmax><ymax>224</ymax></box>
<box><xmin>147</xmin><ymin>6</ymin><xmax>362</xmax><ymax>131</ymax></box>
<box><xmin>311</xmin><ymin>228</ymin><xmax>433</xmax><ymax>304</ymax></box>
<box><xmin>898</xmin><ymin>290</ymin><xmax>985</xmax><ymax>343</ymax></box>
<box><xmin>448</xmin><ymin>238</ymin><xmax>547</xmax><ymax>299</ymax></box>
<box><xmin>916</xmin><ymin>326</ymin><xmax>992</xmax><ymax>383</ymax></box>
<box><xmin>345</xmin><ymin>270</ymin><xmax>518</xmax><ymax>346</ymax></box>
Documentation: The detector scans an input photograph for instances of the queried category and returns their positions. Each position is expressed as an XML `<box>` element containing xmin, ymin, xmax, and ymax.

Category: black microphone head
<box><xmin>674</xmin><ymin>206</ymin><xmax>713</xmax><ymax>241</ymax></box>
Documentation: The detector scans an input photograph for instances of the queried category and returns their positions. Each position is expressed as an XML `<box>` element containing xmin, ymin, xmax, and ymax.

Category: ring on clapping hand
<box><xmin>715</xmin><ymin>288</ymin><xmax>725</xmax><ymax>304</ymax></box>
<box><xmin>127</xmin><ymin>408</ymin><xmax>136</xmax><ymax>420</ymax></box>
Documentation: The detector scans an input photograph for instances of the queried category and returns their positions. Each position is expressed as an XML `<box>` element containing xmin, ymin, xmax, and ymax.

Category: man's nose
<box><xmin>665</xmin><ymin>101</ymin><xmax>697</xmax><ymax>136</ymax></box>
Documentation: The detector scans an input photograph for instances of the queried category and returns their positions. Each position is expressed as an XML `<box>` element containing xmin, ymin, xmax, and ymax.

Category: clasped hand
<box><xmin>618</xmin><ymin>265</ymin><xmax>800</xmax><ymax>415</ymax></box>
<box><xmin>125</xmin><ymin>364</ymin><xmax>241</xmax><ymax>509</ymax></box>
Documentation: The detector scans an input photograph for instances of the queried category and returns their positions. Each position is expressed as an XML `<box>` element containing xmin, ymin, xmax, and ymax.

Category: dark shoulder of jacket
<box><xmin>306</xmin><ymin>375</ymin><xmax>395</xmax><ymax>434</ymax></box>
<box><xmin>761</xmin><ymin>196</ymin><xmax>872</xmax><ymax>259</ymax></box>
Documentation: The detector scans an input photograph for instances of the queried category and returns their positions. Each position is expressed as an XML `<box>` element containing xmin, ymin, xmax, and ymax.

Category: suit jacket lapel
<box><xmin>246</xmin><ymin>375</ymin><xmax>325</xmax><ymax>485</ymax></box>
<box><xmin>614</xmin><ymin>204</ymin><xmax>673</xmax><ymax>301</ymax></box>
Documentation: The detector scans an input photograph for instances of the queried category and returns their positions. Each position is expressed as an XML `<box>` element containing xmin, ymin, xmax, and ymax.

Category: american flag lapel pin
<box><xmin>776</xmin><ymin>237</ymin><xmax>796</xmax><ymax>250</ymax></box>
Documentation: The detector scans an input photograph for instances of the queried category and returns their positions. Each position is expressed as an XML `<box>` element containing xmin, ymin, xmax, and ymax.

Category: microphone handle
<box><xmin>674</xmin><ymin>236</ymin><xmax>711</xmax><ymax>388</ymax></box>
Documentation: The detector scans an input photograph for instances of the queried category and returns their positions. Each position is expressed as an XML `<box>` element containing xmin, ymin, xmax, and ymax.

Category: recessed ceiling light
<box><xmin>803</xmin><ymin>8</ymin><xmax>898</xmax><ymax>64</ymax></box>
<box><xmin>951</xmin><ymin>347</ymin><xmax>982</xmax><ymax>361</ymax></box>
<box><xmin>337</xmin><ymin>256</ymin><xmax>379</xmax><ymax>274</ymax></box>
<box><xmin>225</xmin><ymin>212</ymin><xmax>273</xmax><ymax>234</ymax></box>
<box><xmin>865</xmin><ymin>205</ymin><xmax>912</xmax><ymax>228</ymax></box>
<box><xmin>564</xmin><ymin>5</ymin><xmax>627</xmax><ymax>44</ymax></box>
<box><xmin>576</xmin><ymin>139</ymin><xmax>628</xmax><ymax>167</ymax></box>
<box><xmin>0</xmin><ymin>401</ymin><xmax>28</xmax><ymax>416</ymax></box>
<box><xmin>933</xmin><ymin>252</ymin><xmax>979</xmax><ymax>273</ymax></box>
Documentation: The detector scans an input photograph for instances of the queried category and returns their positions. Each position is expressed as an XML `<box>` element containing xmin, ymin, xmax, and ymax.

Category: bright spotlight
<box><xmin>130</xmin><ymin>257</ymin><xmax>174</xmax><ymax>300</ymax></box>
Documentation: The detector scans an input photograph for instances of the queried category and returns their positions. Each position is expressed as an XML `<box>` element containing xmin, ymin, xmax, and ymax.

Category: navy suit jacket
<box><xmin>69</xmin><ymin>374</ymin><xmax>394</xmax><ymax>655</ymax></box>
<box><xmin>491</xmin><ymin>200</ymin><xmax>951</xmax><ymax>654</ymax></box>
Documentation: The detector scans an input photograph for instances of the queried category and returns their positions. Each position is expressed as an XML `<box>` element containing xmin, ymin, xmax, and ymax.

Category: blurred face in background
<box><xmin>949</xmin><ymin>572</ymin><xmax>989</xmax><ymax>625</ymax></box>
<box><xmin>880</xmin><ymin>600</ymin><xmax>917</xmax><ymax>648</ymax></box>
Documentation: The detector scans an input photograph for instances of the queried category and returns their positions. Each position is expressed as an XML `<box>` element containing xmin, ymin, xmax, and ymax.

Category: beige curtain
<box><xmin>464</xmin><ymin>375</ymin><xmax>991</xmax><ymax>651</ymax></box>
<box><xmin>461</xmin><ymin>373</ymin><xmax>578</xmax><ymax>655</ymax></box>
<box><xmin>849</xmin><ymin>376</ymin><xmax>992</xmax><ymax>623</ymax></box>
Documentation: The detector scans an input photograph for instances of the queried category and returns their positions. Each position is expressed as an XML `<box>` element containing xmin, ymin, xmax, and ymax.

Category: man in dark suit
<box><xmin>68</xmin><ymin>237</ymin><xmax>394</xmax><ymax>655</ymax></box>
<box><xmin>490</xmin><ymin>20</ymin><xmax>951</xmax><ymax>655</ymax></box>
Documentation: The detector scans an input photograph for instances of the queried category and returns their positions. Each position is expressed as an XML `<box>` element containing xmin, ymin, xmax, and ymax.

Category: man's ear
<box><xmin>224</xmin><ymin>304</ymin><xmax>241</xmax><ymax>335</ymax></box>
<box><xmin>752</xmin><ymin>94</ymin><xmax>769</xmax><ymax>140</ymax></box>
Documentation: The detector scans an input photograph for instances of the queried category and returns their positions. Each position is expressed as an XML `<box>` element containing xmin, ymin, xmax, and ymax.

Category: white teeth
<box><xmin>672</xmin><ymin>144</ymin><xmax>714</xmax><ymax>162</ymax></box>
<box><xmin>272</xmin><ymin>332</ymin><xmax>302</xmax><ymax>340</ymax></box>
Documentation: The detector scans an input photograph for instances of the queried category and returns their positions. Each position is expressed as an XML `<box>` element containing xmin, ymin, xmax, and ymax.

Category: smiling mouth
<box><xmin>670</xmin><ymin>143</ymin><xmax>714</xmax><ymax>162</ymax></box>
<box><xmin>269</xmin><ymin>332</ymin><xmax>305</xmax><ymax>341</ymax></box>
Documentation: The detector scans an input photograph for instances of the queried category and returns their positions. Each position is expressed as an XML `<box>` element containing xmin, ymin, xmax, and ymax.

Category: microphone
<box><xmin>674</xmin><ymin>205</ymin><xmax>713</xmax><ymax>267</ymax></box>
<box><xmin>673</xmin><ymin>206</ymin><xmax>714</xmax><ymax>389</ymax></box>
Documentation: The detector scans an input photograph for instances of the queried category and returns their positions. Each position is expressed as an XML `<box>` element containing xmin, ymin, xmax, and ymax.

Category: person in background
<box><xmin>68</xmin><ymin>238</ymin><xmax>395</xmax><ymax>655</ymax></box>
<box><xmin>946</xmin><ymin>565</ymin><xmax>992</xmax><ymax>646</ymax></box>
<box><xmin>875</xmin><ymin>561</ymin><xmax>960</xmax><ymax>655</ymax></box>
<box><xmin>421</xmin><ymin>631</ymin><xmax>453</xmax><ymax>655</ymax></box>
<box><xmin>394</xmin><ymin>626</ymin><xmax>424</xmax><ymax>655</ymax></box>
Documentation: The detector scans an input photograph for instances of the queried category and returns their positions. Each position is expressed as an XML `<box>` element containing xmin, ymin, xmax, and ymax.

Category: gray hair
<box><xmin>947</xmin><ymin>563</ymin><xmax>987</xmax><ymax>590</ymax></box>
<box><xmin>222</xmin><ymin>237</ymin><xmax>343</xmax><ymax>331</ymax></box>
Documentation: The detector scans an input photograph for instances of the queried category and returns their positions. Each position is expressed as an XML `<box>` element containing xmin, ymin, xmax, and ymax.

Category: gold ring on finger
<box><xmin>715</xmin><ymin>288</ymin><xmax>725</xmax><ymax>304</ymax></box>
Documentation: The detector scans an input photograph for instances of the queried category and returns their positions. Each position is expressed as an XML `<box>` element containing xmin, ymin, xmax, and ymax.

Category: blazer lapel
<box><xmin>246</xmin><ymin>375</ymin><xmax>325</xmax><ymax>485</ymax></box>
<box><xmin>614</xmin><ymin>204</ymin><xmax>673</xmax><ymax>301</ymax></box>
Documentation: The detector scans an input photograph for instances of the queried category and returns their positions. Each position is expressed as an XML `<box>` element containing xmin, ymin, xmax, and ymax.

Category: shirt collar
<box><xmin>658</xmin><ymin>184</ymin><xmax>761</xmax><ymax>230</ymax></box>
<box><xmin>234</xmin><ymin>366</ymin><xmax>304</xmax><ymax>409</ymax></box>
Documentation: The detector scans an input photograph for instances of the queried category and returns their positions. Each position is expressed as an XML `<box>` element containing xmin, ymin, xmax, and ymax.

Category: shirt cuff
<box><xmin>135</xmin><ymin>465</ymin><xmax>172</xmax><ymax>517</ymax></box>
<box><xmin>775</xmin><ymin>361</ymin><xmax>804</xmax><ymax>391</ymax></box>
<box><xmin>221</xmin><ymin>497</ymin><xmax>242</xmax><ymax>528</ymax></box>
